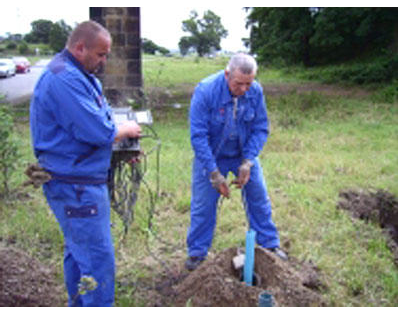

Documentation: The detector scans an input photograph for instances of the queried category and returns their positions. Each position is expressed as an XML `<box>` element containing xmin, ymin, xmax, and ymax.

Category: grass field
<box><xmin>1</xmin><ymin>55</ymin><xmax>398</xmax><ymax>306</ymax></box>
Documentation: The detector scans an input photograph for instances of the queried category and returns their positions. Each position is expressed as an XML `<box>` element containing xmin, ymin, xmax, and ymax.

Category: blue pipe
<box><xmin>243</xmin><ymin>229</ymin><xmax>256</xmax><ymax>286</ymax></box>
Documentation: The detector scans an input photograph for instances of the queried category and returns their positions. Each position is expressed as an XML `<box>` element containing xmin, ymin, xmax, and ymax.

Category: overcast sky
<box><xmin>0</xmin><ymin>1</ymin><xmax>253</xmax><ymax>52</ymax></box>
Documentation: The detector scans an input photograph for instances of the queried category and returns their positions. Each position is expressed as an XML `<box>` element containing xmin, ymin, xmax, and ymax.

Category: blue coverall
<box><xmin>187</xmin><ymin>70</ymin><xmax>280</xmax><ymax>259</ymax></box>
<box><xmin>30</xmin><ymin>49</ymin><xmax>116</xmax><ymax>306</ymax></box>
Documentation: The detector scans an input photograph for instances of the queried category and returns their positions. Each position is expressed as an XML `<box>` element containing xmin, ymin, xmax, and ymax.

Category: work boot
<box><xmin>185</xmin><ymin>256</ymin><xmax>205</xmax><ymax>271</ymax></box>
<box><xmin>267</xmin><ymin>247</ymin><xmax>288</xmax><ymax>261</ymax></box>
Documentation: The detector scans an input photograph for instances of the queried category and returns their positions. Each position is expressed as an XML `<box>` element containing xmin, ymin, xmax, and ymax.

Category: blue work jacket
<box><xmin>190</xmin><ymin>70</ymin><xmax>269</xmax><ymax>174</ymax></box>
<box><xmin>30</xmin><ymin>49</ymin><xmax>116</xmax><ymax>181</ymax></box>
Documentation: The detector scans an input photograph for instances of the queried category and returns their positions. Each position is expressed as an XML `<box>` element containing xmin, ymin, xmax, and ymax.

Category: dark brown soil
<box><xmin>149</xmin><ymin>247</ymin><xmax>326</xmax><ymax>307</ymax></box>
<box><xmin>0</xmin><ymin>243</ymin><xmax>64</xmax><ymax>306</ymax></box>
<box><xmin>337</xmin><ymin>188</ymin><xmax>398</xmax><ymax>266</ymax></box>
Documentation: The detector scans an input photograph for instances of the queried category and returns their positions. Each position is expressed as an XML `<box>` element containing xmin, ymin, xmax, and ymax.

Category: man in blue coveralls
<box><xmin>30</xmin><ymin>21</ymin><xmax>141</xmax><ymax>306</ymax></box>
<box><xmin>186</xmin><ymin>53</ymin><xmax>287</xmax><ymax>271</ymax></box>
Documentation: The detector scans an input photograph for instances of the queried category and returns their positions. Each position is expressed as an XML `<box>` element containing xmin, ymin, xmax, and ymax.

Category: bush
<box><xmin>0</xmin><ymin>104</ymin><xmax>20</xmax><ymax>198</ymax></box>
<box><xmin>6</xmin><ymin>41</ymin><xmax>17</xmax><ymax>50</ymax></box>
<box><xmin>300</xmin><ymin>54</ymin><xmax>398</xmax><ymax>86</ymax></box>
<box><xmin>18</xmin><ymin>41</ymin><xmax>30</xmax><ymax>55</ymax></box>
<box><xmin>372</xmin><ymin>80</ymin><xmax>398</xmax><ymax>103</ymax></box>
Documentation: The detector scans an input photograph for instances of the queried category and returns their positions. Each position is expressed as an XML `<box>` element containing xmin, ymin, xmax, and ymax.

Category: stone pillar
<box><xmin>89</xmin><ymin>7</ymin><xmax>142</xmax><ymax>108</ymax></box>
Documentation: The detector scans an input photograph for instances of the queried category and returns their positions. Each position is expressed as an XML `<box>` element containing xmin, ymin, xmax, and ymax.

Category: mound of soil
<box><xmin>0</xmin><ymin>243</ymin><xmax>64</xmax><ymax>306</ymax></box>
<box><xmin>338</xmin><ymin>188</ymin><xmax>398</xmax><ymax>266</ymax></box>
<box><xmin>150</xmin><ymin>247</ymin><xmax>325</xmax><ymax>307</ymax></box>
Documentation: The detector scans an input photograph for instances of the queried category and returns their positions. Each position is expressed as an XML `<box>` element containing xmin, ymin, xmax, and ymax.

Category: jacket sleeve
<box><xmin>190</xmin><ymin>85</ymin><xmax>218</xmax><ymax>174</ymax></box>
<box><xmin>48</xmin><ymin>72</ymin><xmax>116</xmax><ymax>146</ymax></box>
<box><xmin>242</xmin><ymin>84</ymin><xmax>269</xmax><ymax>161</ymax></box>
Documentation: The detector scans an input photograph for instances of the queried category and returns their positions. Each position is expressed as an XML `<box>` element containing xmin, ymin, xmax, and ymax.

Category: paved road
<box><xmin>0</xmin><ymin>59</ymin><xmax>50</xmax><ymax>104</ymax></box>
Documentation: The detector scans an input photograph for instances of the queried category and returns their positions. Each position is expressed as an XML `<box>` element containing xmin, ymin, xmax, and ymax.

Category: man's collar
<box><xmin>61</xmin><ymin>49</ymin><xmax>101</xmax><ymax>93</ymax></box>
<box><xmin>61</xmin><ymin>49</ymin><xmax>91</xmax><ymax>77</ymax></box>
<box><xmin>221</xmin><ymin>73</ymin><xmax>234</xmax><ymax>105</ymax></box>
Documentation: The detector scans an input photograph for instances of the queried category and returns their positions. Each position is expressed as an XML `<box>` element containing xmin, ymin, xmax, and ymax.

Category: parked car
<box><xmin>12</xmin><ymin>56</ymin><xmax>31</xmax><ymax>73</ymax></box>
<box><xmin>0</xmin><ymin>58</ymin><xmax>16</xmax><ymax>78</ymax></box>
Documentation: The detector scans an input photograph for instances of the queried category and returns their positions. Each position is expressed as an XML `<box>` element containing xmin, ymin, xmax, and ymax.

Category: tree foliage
<box><xmin>24</xmin><ymin>19</ymin><xmax>54</xmax><ymax>43</ymax></box>
<box><xmin>141</xmin><ymin>38</ymin><xmax>170</xmax><ymax>55</ymax></box>
<box><xmin>49</xmin><ymin>20</ymin><xmax>72</xmax><ymax>52</ymax></box>
<box><xmin>179</xmin><ymin>10</ymin><xmax>228</xmax><ymax>56</ymax></box>
<box><xmin>246</xmin><ymin>7</ymin><xmax>398</xmax><ymax>66</ymax></box>
<box><xmin>24</xmin><ymin>19</ymin><xmax>72</xmax><ymax>52</ymax></box>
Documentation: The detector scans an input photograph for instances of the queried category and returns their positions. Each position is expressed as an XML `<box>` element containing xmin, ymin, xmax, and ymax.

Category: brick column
<box><xmin>89</xmin><ymin>7</ymin><xmax>142</xmax><ymax>108</ymax></box>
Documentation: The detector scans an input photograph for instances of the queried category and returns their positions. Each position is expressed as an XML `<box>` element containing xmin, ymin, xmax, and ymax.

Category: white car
<box><xmin>0</xmin><ymin>58</ymin><xmax>16</xmax><ymax>78</ymax></box>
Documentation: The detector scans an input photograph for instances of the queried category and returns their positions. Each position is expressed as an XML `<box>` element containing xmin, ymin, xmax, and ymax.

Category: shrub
<box><xmin>299</xmin><ymin>54</ymin><xmax>398</xmax><ymax>86</ymax></box>
<box><xmin>372</xmin><ymin>80</ymin><xmax>398</xmax><ymax>104</ymax></box>
<box><xmin>18</xmin><ymin>41</ymin><xmax>29</xmax><ymax>55</ymax></box>
<box><xmin>0</xmin><ymin>104</ymin><xmax>20</xmax><ymax>198</ymax></box>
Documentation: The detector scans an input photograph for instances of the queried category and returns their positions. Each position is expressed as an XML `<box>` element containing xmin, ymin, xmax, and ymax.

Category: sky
<box><xmin>0</xmin><ymin>1</ymin><xmax>254</xmax><ymax>52</ymax></box>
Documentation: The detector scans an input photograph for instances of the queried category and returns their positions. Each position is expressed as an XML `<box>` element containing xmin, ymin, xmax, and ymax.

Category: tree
<box><xmin>179</xmin><ymin>10</ymin><xmax>228</xmax><ymax>57</ymax></box>
<box><xmin>25</xmin><ymin>19</ymin><xmax>54</xmax><ymax>43</ymax></box>
<box><xmin>310</xmin><ymin>8</ymin><xmax>398</xmax><ymax>63</ymax></box>
<box><xmin>178</xmin><ymin>36</ymin><xmax>194</xmax><ymax>56</ymax></box>
<box><xmin>141</xmin><ymin>38</ymin><xmax>170</xmax><ymax>55</ymax></box>
<box><xmin>246</xmin><ymin>8</ymin><xmax>314</xmax><ymax>66</ymax></box>
<box><xmin>49</xmin><ymin>20</ymin><xmax>72</xmax><ymax>52</ymax></box>
<box><xmin>246</xmin><ymin>7</ymin><xmax>398</xmax><ymax>66</ymax></box>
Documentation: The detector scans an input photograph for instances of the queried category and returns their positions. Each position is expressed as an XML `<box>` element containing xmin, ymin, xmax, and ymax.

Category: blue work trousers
<box><xmin>43</xmin><ymin>180</ymin><xmax>114</xmax><ymax>306</ymax></box>
<box><xmin>187</xmin><ymin>157</ymin><xmax>280</xmax><ymax>258</ymax></box>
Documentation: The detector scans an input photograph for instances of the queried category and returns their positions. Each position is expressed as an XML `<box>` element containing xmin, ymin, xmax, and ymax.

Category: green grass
<box><xmin>1</xmin><ymin>55</ymin><xmax>398</xmax><ymax>306</ymax></box>
<box><xmin>263</xmin><ymin>94</ymin><xmax>398</xmax><ymax>306</ymax></box>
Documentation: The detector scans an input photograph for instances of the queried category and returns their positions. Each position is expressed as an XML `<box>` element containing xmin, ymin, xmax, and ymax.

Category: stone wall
<box><xmin>89</xmin><ymin>7</ymin><xmax>142</xmax><ymax>108</ymax></box>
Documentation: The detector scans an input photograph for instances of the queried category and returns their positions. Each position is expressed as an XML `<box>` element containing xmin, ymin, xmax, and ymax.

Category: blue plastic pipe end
<box><xmin>243</xmin><ymin>229</ymin><xmax>256</xmax><ymax>286</ymax></box>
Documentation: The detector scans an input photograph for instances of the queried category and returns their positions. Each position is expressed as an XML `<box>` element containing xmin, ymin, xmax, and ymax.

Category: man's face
<box><xmin>81</xmin><ymin>33</ymin><xmax>111</xmax><ymax>74</ymax></box>
<box><xmin>225</xmin><ymin>69</ymin><xmax>255</xmax><ymax>97</ymax></box>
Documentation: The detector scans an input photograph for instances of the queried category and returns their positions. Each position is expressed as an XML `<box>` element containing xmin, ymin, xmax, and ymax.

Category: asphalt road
<box><xmin>0</xmin><ymin>59</ymin><xmax>50</xmax><ymax>104</ymax></box>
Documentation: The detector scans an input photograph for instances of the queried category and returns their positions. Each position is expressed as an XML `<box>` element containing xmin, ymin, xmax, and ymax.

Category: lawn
<box><xmin>1</xmin><ymin>55</ymin><xmax>397</xmax><ymax>306</ymax></box>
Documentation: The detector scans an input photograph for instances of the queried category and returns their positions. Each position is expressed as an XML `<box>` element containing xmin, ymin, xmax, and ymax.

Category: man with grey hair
<box><xmin>186</xmin><ymin>53</ymin><xmax>287</xmax><ymax>271</ymax></box>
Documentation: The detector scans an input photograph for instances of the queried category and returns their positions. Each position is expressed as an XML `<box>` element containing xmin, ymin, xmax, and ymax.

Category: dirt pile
<box><xmin>338</xmin><ymin>188</ymin><xmax>398</xmax><ymax>265</ymax></box>
<box><xmin>151</xmin><ymin>247</ymin><xmax>325</xmax><ymax>307</ymax></box>
<box><xmin>0</xmin><ymin>243</ymin><xmax>64</xmax><ymax>306</ymax></box>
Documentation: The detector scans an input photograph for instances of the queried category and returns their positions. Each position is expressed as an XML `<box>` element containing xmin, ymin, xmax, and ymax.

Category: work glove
<box><xmin>210</xmin><ymin>169</ymin><xmax>230</xmax><ymax>198</ymax></box>
<box><xmin>233</xmin><ymin>159</ymin><xmax>254</xmax><ymax>189</ymax></box>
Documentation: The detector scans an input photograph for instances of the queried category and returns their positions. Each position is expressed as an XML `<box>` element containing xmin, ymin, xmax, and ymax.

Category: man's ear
<box><xmin>224</xmin><ymin>70</ymin><xmax>229</xmax><ymax>80</ymax></box>
<box><xmin>73</xmin><ymin>41</ymin><xmax>86</xmax><ymax>59</ymax></box>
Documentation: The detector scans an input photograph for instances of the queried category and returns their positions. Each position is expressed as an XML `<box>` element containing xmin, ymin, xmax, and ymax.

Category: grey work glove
<box><xmin>210</xmin><ymin>169</ymin><xmax>230</xmax><ymax>198</ymax></box>
<box><xmin>233</xmin><ymin>159</ymin><xmax>254</xmax><ymax>189</ymax></box>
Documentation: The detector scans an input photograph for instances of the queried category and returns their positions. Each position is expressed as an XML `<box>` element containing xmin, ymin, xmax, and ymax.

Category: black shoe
<box><xmin>185</xmin><ymin>256</ymin><xmax>205</xmax><ymax>271</ymax></box>
<box><xmin>267</xmin><ymin>247</ymin><xmax>288</xmax><ymax>261</ymax></box>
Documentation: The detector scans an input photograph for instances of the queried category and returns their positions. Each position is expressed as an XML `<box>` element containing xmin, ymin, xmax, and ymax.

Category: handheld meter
<box><xmin>109</xmin><ymin>107</ymin><xmax>154</xmax><ymax>233</ymax></box>
<box><xmin>112</xmin><ymin>107</ymin><xmax>153</xmax><ymax>153</ymax></box>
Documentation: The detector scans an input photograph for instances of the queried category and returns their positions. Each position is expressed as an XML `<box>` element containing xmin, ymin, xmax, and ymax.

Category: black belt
<box><xmin>50</xmin><ymin>173</ymin><xmax>108</xmax><ymax>185</ymax></box>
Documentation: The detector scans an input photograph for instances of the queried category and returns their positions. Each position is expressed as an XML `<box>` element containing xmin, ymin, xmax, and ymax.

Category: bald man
<box><xmin>30</xmin><ymin>21</ymin><xmax>140</xmax><ymax>306</ymax></box>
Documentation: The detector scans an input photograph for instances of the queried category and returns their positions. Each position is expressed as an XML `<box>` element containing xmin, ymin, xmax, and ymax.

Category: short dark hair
<box><xmin>66</xmin><ymin>20</ymin><xmax>110</xmax><ymax>49</ymax></box>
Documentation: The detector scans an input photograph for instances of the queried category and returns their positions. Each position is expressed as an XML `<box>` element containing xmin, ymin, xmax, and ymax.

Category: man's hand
<box><xmin>232</xmin><ymin>159</ymin><xmax>254</xmax><ymax>189</ymax></box>
<box><xmin>114</xmin><ymin>121</ymin><xmax>142</xmax><ymax>142</ymax></box>
<box><xmin>210</xmin><ymin>170</ymin><xmax>230</xmax><ymax>198</ymax></box>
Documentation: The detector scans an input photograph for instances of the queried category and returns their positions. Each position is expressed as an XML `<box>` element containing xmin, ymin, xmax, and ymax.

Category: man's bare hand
<box><xmin>114</xmin><ymin>121</ymin><xmax>142</xmax><ymax>142</ymax></box>
<box><xmin>210</xmin><ymin>170</ymin><xmax>230</xmax><ymax>198</ymax></box>
<box><xmin>232</xmin><ymin>159</ymin><xmax>254</xmax><ymax>189</ymax></box>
